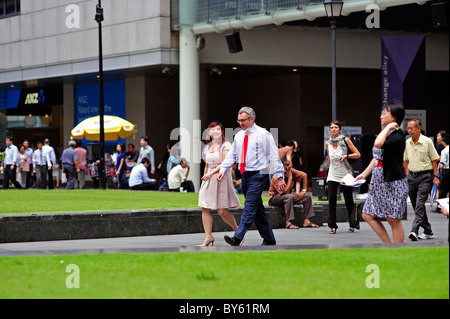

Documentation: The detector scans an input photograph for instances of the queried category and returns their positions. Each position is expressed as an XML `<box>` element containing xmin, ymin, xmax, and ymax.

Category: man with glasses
<box><xmin>404</xmin><ymin>119</ymin><xmax>440</xmax><ymax>241</ymax></box>
<box><xmin>218</xmin><ymin>106</ymin><xmax>285</xmax><ymax>246</ymax></box>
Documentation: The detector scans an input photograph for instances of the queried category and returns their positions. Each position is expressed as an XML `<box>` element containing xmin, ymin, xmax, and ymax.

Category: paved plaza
<box><xmin>0</xmin><ymin>203</ymin><xmax>448</xmax><ymax>256</ymax></box>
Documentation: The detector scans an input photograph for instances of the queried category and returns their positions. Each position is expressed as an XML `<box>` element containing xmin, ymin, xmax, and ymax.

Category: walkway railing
<box><xmin>171</xmin><ymin>0</ymin><xmax>431</xmax><ymax>33</ymax></box>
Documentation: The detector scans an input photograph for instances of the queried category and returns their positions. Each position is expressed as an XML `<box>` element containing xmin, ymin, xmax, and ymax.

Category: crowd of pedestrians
<box><xmin>1</xmin><ymin>104</ymin><xmax>448</xmax><ymax>244</ymax></box>
<box><xmin>1</xmin><ymin>136</ymin><xmax>59</xmax><ymax>190</ymax></box>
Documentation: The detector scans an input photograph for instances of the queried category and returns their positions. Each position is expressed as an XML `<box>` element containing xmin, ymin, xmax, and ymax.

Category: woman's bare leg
<box><xmin>363</xmin><ymin>213</ymin><xmax>392</xmax><ymax>243</ymax></box>
<box><xmin>217</xmin><ymin>209</ymin><xmax>238</xmax><ymax>231</ymax></box>
<box><xmin>200</xmin><ymin>208</ymin><xmax>214</xmax><ymax>245</ymax></box>
<box><xmin>387</xmin><ymin>218</ymin><xmax>404</xmax><ymax>243</ymax></box>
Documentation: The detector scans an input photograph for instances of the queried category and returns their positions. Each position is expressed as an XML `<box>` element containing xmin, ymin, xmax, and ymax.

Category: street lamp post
<box><xmin>95</xmin><ymin>0</ymin><xmax>106</xmax><ymax>189</ymax></box>
<box><xmin>324</xmin><ymin>0</ymin><xmax>343</xmax><ymax>122</ymax></box>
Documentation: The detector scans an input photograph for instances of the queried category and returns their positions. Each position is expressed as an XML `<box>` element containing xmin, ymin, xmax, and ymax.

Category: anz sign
<box><xmin>24</xmin><ymin>89</ymin><xmax>46</xmax><ymax>105</ymax></box>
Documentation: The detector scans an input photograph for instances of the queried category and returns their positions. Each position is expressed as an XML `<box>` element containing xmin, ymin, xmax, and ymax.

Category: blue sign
<box><xmin>381</xmin><ymin>35</ymin><xmax>426</xmax><ymax>110</ymax></box>
<box><xmin>0</xmin><ymin>87</ymin><xmax>21</xmax><ymax>109</ymax></box>
<box><xmin>75</xmin><ymin>80</ymin><xmax>126</xmax><ymax>150</ymax></box>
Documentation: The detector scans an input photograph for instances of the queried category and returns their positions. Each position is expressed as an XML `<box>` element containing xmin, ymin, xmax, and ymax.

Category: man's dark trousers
<box><xmin>234</xmin><ymin>171</ymin><xmax>276</xmax><ymax>245</ymax></box>
<box><xmin>47</xmin><ymin>162</ymin><xmax>54</xmax><ymax>189</ymax></box>
<box><xmin>408</xmin><ymin>170</ymin><xmax>433</xmax><ymax>235</ymax></box>
<box><xmin>3</xmin><ymin>165</ymin><xmax>22</xmax><ymax>189</ymax></box>
<box><xmin>64</xmin><ymin>164</ymin><xmax>76</xmax><ymax>190</ymax></box>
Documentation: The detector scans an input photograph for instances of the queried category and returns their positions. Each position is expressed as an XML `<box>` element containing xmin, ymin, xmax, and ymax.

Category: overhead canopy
<box><xmin>172</xmin><ymin>0</ymin><xmax>431</xmax><ymax>34</ymax></box>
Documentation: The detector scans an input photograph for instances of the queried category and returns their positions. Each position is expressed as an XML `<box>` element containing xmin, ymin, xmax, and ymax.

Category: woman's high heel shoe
<box><xmin>197</xmin><ymin>238</ymin><xmax>215</xmax><ymax>247</ymax></box>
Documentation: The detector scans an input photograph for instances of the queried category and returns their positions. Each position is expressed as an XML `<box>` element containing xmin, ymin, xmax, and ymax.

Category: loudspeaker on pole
<box><xmin>225</xmin><ymin>31</ymin><xmax>243</xmax><ymax>53</ymax></box>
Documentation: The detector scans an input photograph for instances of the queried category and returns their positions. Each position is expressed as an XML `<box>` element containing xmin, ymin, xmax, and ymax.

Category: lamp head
<box><xmin>324</xmin><ymin>0</ymin><xmax>344</xmax><ymax>19</ymax></box>
<box><xmin>95</xmin><ymin>4</ymin><xmax>104</xmax><ymax>23</ymax></box>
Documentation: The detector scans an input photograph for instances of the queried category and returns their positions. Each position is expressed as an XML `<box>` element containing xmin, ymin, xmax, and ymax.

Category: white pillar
<box><xmin>179</xmin><ymin>27</ymin><xmax>201</xmax><ymax>192</ymax></box>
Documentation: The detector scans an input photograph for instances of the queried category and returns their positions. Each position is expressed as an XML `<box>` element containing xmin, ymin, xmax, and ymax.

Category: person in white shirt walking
<box><xmin>33</xmin><ymin>141</ymin><xmax>51</xmax><ymax>189</ymax></box>
<box><xmin>2</xmin><ymin>136</ymin><xmax>23</xmax><ymax>189</ymax></box>
<box><xmin>43</xmin><ymin>138</ymin><xmax>56</xmax><ymax>189</ymax></box>
<box><xmin>217</xmin><ymin>107</ymin><xmax>285</xmax><ymax>246</ymax></box>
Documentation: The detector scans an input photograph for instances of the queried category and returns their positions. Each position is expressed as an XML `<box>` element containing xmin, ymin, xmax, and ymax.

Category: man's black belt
<box><xmin>409</xmin><ymin>170</ymin><xmax>433</xmax><ymax>177</ymax></box>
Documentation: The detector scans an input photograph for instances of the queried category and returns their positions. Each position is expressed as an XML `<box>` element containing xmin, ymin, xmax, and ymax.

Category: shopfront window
<box><xmin>0</xmin><ymin>85</ymin><xmax>63</xmax><ymax>149</ymax></box>
<box><xmin>1</xmin><ymin>0</ymin><xmax>20</xmax><ymax>18</ymax></box>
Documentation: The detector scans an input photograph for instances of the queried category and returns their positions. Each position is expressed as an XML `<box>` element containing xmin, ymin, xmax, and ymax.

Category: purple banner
<box><xmin>381</xmin><ymin>35</ymin><xmax>426</xmax><ymax>109</ymax></box>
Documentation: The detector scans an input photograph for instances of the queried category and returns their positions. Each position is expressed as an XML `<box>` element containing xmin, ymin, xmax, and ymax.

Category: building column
<box><xmin>179</xmin><ymin>27</ymin><xmax>201</xmax><ymax>192</ymax></box>
<box><xmin>63</xmin><ymin>82</ymin><xmax>74</xmax><ymax>144</ymax></box>
<box><xmin>125</xmin><ymin>76</ymin><xmax>146</xmax><ymax>147</ymax></box>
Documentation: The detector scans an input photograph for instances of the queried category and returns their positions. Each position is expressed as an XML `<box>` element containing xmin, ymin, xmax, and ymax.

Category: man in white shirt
<box><xmin>33</xmin><ymin>140</ymin><xmax>51</xmax><ymax>189</ymax></box>
<box><xmin>168</xmin><ymin>157</ymin><xmax>194</xmax><ymax>192</ymax></box>
<box><xmin>43</xmin><ymin>138</ymin><xmax>56</xmax><ymax>189</ymax></box>
<box><xmin>2</xmin><ymin>136</ymin><xmax>23</xmax><ymax>189</ymax></box>
<box><xmin>128</xmin><ymin>157</ymin><xmax>157</xmax><ymax>190</ymax></box>
<box><xmin>218</xmin><ymin>106</ymin><xmax>285</xmax><ymax>246</ymax></box>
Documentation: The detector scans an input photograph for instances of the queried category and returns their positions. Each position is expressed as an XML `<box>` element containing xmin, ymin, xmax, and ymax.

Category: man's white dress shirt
<box><xmin>220</xmin><ymin>123</ymin><xmax>284</xmax><ymax>178</ymax></box>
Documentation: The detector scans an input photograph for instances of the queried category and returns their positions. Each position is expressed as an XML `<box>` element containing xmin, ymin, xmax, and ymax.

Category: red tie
<box><xmin>240</xmin><ymin>134</ymin><xmax>248</xmax><ymax>174</ymax></box>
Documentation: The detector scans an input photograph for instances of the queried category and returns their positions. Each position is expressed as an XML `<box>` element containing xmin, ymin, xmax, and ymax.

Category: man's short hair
<box><xmin>68</xmin><ymin>140</ymin><xmax>77</xmax><ymax>147</ymax></box>
<box><xmin>140</xmin><ymin>136</ymin><xmax>149</xmax><ymax>143</ymax></box>
<box><xmin>238</xmin><ymin>106</ymin><xmax>256</xmax><ymax>120</ymax></box>
<box><xmin>408</xmin><ymin>118</ymin><xmax>421</xmax><ymax>128</ymax></box>
<box><xmin>141</xmin><ymin>157</ymin><xmax>150</xmax><ymax>165</ymax></box>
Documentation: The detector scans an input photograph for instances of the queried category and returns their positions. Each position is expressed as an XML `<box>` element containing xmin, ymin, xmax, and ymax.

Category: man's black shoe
<box><xmin>224</xmin><ymin>235</ymin><xmax>241</xmax><ymax>246</ymax></box>
<box><xmin>261</xmin><ymin>241</ymin><xmax>276</xmax><ymax>246</ymax></box>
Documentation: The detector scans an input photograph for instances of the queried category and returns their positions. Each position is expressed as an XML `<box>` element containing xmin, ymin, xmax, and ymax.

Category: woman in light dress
<box><xmin>197</xmin><ymin>121</ymin><xmax>240</xmax><ymax>247</ymax></box>
<box><xmin>326</xmin><ymin>121</ymin><xmax>361</xmax><ymax>234</ymax></box>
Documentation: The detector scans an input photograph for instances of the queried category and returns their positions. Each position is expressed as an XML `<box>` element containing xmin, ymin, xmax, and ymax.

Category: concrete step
<box><xmin>0</xmin><ymin>200</ymin><xmax>383</xmax><ymax>243</ymax></box>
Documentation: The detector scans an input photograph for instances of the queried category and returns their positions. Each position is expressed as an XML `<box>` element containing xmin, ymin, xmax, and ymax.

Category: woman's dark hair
<box><xmin>329</xmin><ymin>121</ymin><xmax>342</xmax><ymax>130</ymax></box>
<box><xmin>206</xmin><ymin>121</ymin><xmax>225</xmax><ymax>145</ymax></box>
<box><xmin>116</xmin><ymin>143</ymin><xmax>125</xmax><ymax>154</ymax></box>
<box><xmin>383</xmin><ymin>101</ymin><xmax>405</xmax><ymax>125</ymax></box>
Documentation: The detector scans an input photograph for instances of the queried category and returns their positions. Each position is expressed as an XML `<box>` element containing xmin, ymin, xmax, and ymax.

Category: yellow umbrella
<box><xmin>71</xmin><ymin>115</ymin><xmax>135</xmax><ymax>141</ymax></box>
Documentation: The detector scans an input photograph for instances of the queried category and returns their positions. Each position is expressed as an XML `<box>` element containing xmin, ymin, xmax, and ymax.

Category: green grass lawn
<box><xmin>0</xmin><ymin>247</ymin><xmax>448</xmax><ymax>299</ymax></box>
<box><xmin>0</xmin><ymin>190</ymin><xmax>251</xmax><ymax>214</ymax></box>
